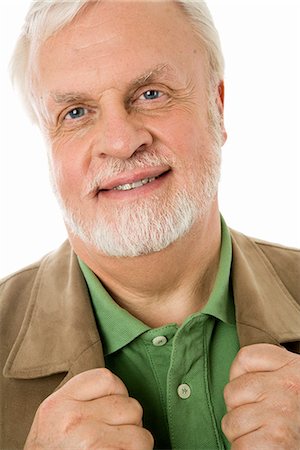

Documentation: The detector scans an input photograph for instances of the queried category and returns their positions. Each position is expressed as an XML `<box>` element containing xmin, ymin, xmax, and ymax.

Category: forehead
<box><xmin>34</xmin><ymin>0</ymin><xmax>207</xmax><ymax>100</ymax></box>
<box><xmin>50</xmin><ymin>0</ymin><xmax>197</xmax><ymax>50</ymax></box>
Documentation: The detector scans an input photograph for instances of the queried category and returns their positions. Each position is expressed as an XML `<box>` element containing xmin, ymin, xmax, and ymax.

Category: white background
<box><xmin>0</xmin><ymin>0</ymin><xmax>299</xmax><ymax>277</ymax></box>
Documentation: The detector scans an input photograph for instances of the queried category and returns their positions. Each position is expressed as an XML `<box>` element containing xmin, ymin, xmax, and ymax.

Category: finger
<box><xmin>229</xmin><ymin>344</ymin><xmax>293</xmax><ymax>381</ymax></box>
<box><xmin>222</xmin><ymin>403</ymin><xmax>265</xmax><ymax>443</ymax></box>
<box><xmin>86</xmin><ymin>394</ymin><xmax>144</xmax><ymax>426</ymax></box>
<box><xmin>230</xmin><ymin>425</ymin><xmax>293</xmax><ymax>450</ymax></box>
<box><xmin>67</xmin><ymin>421</ymin><xmax>154</xmax><ymax>450</ymax></box>
<box><xmin>224</xmin><ymin>371</ymin><xmax>269</xmax><ymax>411</ymax></box>
<box><xmin>58</xmin><ymin>368</ymin><xmax>128</xmax><ymax>401</ymax></box>
<box><xmin>105</xmin><ymin>424</ymin><xmax>154</xmax><ymax>450</ymax></box>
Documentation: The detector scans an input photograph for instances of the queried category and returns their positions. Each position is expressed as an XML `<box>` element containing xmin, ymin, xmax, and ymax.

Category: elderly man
<box><xmin>1</xmin><ymin>0</ymin><xmax>300</xmax><ymax>449</ymax></box>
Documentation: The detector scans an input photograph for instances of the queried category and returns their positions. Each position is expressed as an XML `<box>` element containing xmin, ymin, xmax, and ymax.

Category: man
<box><xmin>0</xmin><ymin>0</ymin><xmax>299</xmax><ymax>449</ymax></box>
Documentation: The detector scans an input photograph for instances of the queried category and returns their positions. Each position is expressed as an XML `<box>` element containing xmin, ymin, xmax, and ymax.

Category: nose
<box><xmin>93</xmin><ymin>105</ymin><xmax>153</xmax><ymax>160</ymax></box>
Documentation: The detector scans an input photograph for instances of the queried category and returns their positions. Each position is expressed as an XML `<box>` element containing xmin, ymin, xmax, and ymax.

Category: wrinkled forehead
<box><xmin>30</xmin><ymin>0</ymin><xmax>207</xmax><ymax>74</ymax></box>
<box><xmin>30</xmin><ymin>0</ymin><xmax>209</xmax><ymax>109</ymax></box>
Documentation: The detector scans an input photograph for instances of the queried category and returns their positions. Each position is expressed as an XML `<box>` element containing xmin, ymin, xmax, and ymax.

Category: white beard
<box><xmin>54</xmin><ymin>145</ymin><xmax>221</xmax><ymax>257</ymax></box>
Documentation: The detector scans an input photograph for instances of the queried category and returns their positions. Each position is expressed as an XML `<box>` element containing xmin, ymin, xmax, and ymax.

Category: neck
<box><xmin>70</xmin><ymin>204</ymin><xmax>221</xmax><ymax>327</ymax></box>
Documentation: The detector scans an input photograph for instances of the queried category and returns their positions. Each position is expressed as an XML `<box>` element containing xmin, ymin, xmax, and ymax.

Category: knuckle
<box><xmin>135</xmin><ymin>427</ymin><xmax>154</xmax><ymax>450</ymax></box>
<box><xmin>144</xmin><ymin>428</ymin><xmax>155</xmax><ymax>448</ymax></box>
<box><xmin>242</xmin><ymin>373</ymin><xmax>266</xmax><ymax>401</ymax></box>
<box><xmin>233</xmin><ymin>346</ymin><xmax>255</xmax><ymax>373</ymax></box>
<box><xmin>37</xmin><ymin>393</ymin><xmax>84</xmax><ymax>436</ymax></box>
<box><xmin>223</xmin><ymin>382</ymin><xmax>237</xmax><ymax>410</ymax></box>
<box><xmin>37</xmin><ymin>393</ymin><xmax>59</xmax><ymax>420</ymax></box>
<box><xmin>98</xmin><ymin>368</ymin><xmax>121</xmax><ymax>393</ymax></box>
<box><xmin>221</xmin><ymin>414</ymin><xmax>229</xmax><ymax>434</ymax></box>
<box><xmin>83</xmin><ymin>432</ymin><xmax>108</xmax><ymax>450</ymax></box>
<box><xmin>97</xmin><ymin>367</ymin><xmax>116</xmax><ymax>383</ymax></box>
<box><xmin>223</xmin><ymin>382</ymin><xmax>231</xmax><ymax>404</ymax></box>
<box><xmin>119</xmin><ymin>426</ymin><xmax>154</xmax><ymax>450</ymax></box>
<box><xmin>225</xmin><ymin>372</ymin><xmax>266</xmax><ymax>407</ymax></box>
<box><xmin>31</xmin><ymin>394</ymin><xmax>78</xmax><ymax>443</ymax></box>
<box><xmin>221</xmin><ymin>413</ymin><xmax>235</xmax><ymax>443</ymax></box>
<box><xmin>236</xmin><ymin>346</ymin><xmax>250</xmax><ymax>365</ymax></box>
<box><xmin>128</xmin><ymin>397</ymin><xmax>143</xmax><ymax>418</ymax></box>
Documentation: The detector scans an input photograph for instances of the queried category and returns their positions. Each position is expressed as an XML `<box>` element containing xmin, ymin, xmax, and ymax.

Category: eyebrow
<box><xmin>50</xmin><ymin>92</ymin><xmax>92</xmax><ymax>105</ymax></box>
<box><xmin>131</xmin><ymin>63</ymin><xmax>177</xmax><ymax>87</ymax></box>
<box><xmin>49</xmin><ymin>63</ymin><xmax>177</xmax><ymax>106</ymax></box>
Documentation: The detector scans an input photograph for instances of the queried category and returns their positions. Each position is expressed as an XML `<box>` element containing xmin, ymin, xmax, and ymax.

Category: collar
<box><xmin>3</xmin><ymin>242</ymin><xmax>105</xmax><ymax>382</ymax></box>
<box><xmin>3</xmin><ymin>228</ymin><xmax>300</xmax><ymax>380</ymax></box>
<box><xmin>79</xmin><ymin>216</ymin><xmax>235</xmax><ymax>356</ymax></box>
<box><xmin>231</xmin><ymin>228</ymin><xmax>300</xmax><ymax>346</ymax></box>
<box><xmin>78</xmin><ymin>258</ymin><xmax>150</xmax><ymax>355</ymax></box>
<box><xmin>201</xmin><ymin>216</ymin><xmax>235</xmax><ymax>325</ymax></box>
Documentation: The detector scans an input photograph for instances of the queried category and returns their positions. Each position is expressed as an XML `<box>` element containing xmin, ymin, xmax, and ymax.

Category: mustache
<box><xmin>84</xmin><ymin>148</ymin><xmax>174</xmax><ymax>196</ymax></box>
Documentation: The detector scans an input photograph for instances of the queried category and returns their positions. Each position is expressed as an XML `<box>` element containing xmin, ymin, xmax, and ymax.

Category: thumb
<box><xmin>229</xmin><ymin>344</ymin><xmax>292</xmax><ymax>381</ymax></box>
<box><xmin>58</xmin><ymin>368</ymin><xmax>128</xmax><ymax>401</ymax></box>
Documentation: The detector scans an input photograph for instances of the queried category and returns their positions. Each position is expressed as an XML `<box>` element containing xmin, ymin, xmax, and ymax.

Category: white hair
<box><xmin>10</xmin><ymin>0</ymin><xmax>224</xmax><ymax>124</ymax></box>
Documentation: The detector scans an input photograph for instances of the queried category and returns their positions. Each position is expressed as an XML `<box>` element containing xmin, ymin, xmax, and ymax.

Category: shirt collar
<box><xmin>79</xmin><ymin>215</ymin><xmax>234</xmax><ymax>356</ymax></box>
<box><xmin>201</xmin><ymin>215</ymin><xmax>235</xmax><ymax>325</ymax></box>
<box><xmin>78</xmin><ymin>259</ymin><xmax>149</xmax><ymax>355</ymax></box>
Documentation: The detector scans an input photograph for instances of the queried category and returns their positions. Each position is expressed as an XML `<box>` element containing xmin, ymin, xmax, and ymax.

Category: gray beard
<box><xmin>58</xmin><ymin>151</ymin><xmax>221</xmax><ymax>257</ymax></box>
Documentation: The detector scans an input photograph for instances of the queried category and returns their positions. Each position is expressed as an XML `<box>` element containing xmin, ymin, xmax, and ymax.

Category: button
<box><xmin>177</xmin><ymin>383</ymin><xmax>191</xmax><ymax>399</ymax></box>
<box><xmin>152</xmin><ymin>336</ymin><xmax>168</xmax><ymax>346</ymax></box>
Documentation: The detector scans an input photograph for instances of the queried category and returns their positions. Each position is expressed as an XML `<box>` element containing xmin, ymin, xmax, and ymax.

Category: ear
<box><xmin>217</xmin><ymin>80</ymin><xmax>227</xmax><ymax>145</ymax></box>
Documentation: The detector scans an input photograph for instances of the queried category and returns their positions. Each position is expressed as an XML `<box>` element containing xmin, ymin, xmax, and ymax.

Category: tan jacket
<box><xmin>1</xmin><ymin>229</ymin><xmax>300</xmax><ymax>449</ymax></box>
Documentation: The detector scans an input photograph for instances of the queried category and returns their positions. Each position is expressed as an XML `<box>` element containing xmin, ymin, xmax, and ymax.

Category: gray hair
<box><xmin>10</xmin><ymin>0</ymin><xmax>224</xmax><ymax>124</ymax></box>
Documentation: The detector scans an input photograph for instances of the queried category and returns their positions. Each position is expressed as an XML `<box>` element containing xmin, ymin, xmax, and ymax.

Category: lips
<box><xmin>98</xmin><ymin>167</ymin><xmax>171</xmax><ymax>193</ymax></box>
<box><xmin>113</xmin><ymin>176</ymin><xmax>157</xmax><ymax>191</ymax></box>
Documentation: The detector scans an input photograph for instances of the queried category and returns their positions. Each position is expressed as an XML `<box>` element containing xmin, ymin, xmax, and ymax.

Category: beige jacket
<box><xmin>1</xmin><ymin>229</ymin><xmax>300</xmax><ymax>449</ymax></box>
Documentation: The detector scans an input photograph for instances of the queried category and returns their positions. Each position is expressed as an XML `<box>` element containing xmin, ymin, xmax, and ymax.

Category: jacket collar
<box><xmin>4</xmin><ymin>231</ymin><xmax>300</xmax><ymax>380</ymax></box>
<box><xmin>231</xmin><ymin>229</ymin><xmax>300</xmax><ymax>347</ymax></box>
<box><xmin>3</xmin><ymin>242</ymin><xmax>105</xmax><ymax>381</ymax></box>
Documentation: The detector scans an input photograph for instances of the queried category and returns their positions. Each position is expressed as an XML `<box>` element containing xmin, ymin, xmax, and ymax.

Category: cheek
<box><xmin>153</xmin><ymin>111</ymin><xmax>211</xmax><ymax>167</ymax></box>
<box><xmin>49</xmin><ymin>137</ymin><xmax>89</xmax><ymax>197</ymax></box>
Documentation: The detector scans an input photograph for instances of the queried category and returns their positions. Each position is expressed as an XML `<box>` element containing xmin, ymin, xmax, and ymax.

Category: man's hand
<box><xmin>24</xmin><ymin>368</ymin><xmax>154</xmax><ymax>449</ymax></box>
<box><xmin>222</xmin><ymin>344</ymin><xmax>300</xmax><ymax>449</ymax></box>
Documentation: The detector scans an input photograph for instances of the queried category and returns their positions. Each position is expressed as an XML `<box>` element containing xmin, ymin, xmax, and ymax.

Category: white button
<box><xmin>152</xmin><ymin>336</ymin><xmax>168</xmax><ymax>346</ymax></box>
<box><xmin>177</xmin><ymin>383</ymin><xmax>191</xmax><ymax>399</ymax></box>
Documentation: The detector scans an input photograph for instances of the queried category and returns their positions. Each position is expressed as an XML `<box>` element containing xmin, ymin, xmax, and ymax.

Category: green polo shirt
<box><xmin>79</xmin><ymin>217</ymin><xmax>240</xmax><ymax>449</ymax></box>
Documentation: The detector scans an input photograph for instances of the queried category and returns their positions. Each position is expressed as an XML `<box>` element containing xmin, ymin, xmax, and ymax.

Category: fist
<box><xmin>24</xmin><ymin>368</ymin><xmax>154</xmax><ymax>449</ymax></box>
<box><xmin>222</xmin><ymin>344</ymin><xmax>300</xmax><ymax>449</ymax></box>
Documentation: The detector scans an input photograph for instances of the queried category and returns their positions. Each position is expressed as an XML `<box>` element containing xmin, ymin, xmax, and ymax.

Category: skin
<box><xmin>24</xmin><ymin>369</ymin><xmax>154</xmax><ymax>449</ymax></box>
<box><xmin>33</xmin><ymin>0</ymin><xmax>226</xmax><ymax>328</ymax></box>
<box><xmin>25</xmin><ymin>1</ymin><xmax>300</xmax><ymax>448</ymax></box>
<box><xmin>222</xmin><ymin>344</ymin><xmax>300</xmax><ymax>449</ymax></box>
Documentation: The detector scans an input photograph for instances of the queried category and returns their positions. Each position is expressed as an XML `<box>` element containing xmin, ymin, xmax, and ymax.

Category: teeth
<box><xmin>113</xmin><ymin>177</ymin><xmax>156</xmax><ymax>191</ymax></box>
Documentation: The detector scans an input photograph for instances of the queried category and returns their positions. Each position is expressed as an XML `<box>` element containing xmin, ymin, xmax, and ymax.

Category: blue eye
<box><xmin>65</xmin><ymin>107</ymin><xmax>86</xmax><ymax>120</ymax></box>
<box><xmin>142</xmin><ymin>90</ymin><xmax>162</xmax><ymax>100</ymax></box>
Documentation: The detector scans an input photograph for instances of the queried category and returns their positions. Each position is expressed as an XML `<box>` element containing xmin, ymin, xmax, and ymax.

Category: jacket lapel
<box><xmin>231</xmin><ymin>229</ymin><xmax>300</xmax><ymax>348</ymax></box>
<box><xmin>3</xmin><ymin>242</ymin><xmax>105</xmax><ymax>381</ymax></box>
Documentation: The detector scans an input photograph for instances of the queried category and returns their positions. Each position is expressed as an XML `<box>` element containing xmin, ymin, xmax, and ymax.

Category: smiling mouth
<box><xmin>100</xmin><ymin>170</ymin><xmax>170</xmax><ymax>193</ymax></box>
<box><xmin>113</xmin><ymin>176</ymin><xmax>157</xmax><ymax>191</ymax></box>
